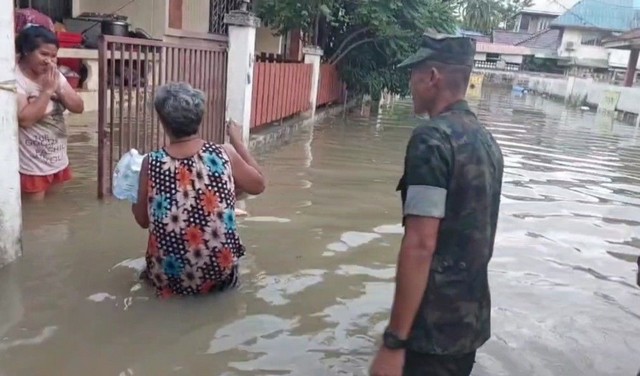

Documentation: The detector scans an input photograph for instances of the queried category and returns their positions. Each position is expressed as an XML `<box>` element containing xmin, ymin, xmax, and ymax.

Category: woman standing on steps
<box><xmin>15</xmin><ymin>26</ymin><xmax>84</xmax><ymax>200</ymax></box>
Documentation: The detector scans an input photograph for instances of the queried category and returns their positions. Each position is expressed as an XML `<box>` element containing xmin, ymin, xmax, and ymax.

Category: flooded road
<box><xmin>1</xmin><ymin>90</ymin><xmax>639</xmax><ymax>376</ymax></box>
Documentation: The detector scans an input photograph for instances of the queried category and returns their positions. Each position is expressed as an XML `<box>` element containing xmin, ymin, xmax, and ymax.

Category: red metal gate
<box><xmin>97</xmin><ymin>35</ymin><xmax>228</xmax><ymax>198</ymax></box>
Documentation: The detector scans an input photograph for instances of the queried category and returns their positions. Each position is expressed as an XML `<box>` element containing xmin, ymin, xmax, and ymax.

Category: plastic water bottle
<box><xmin>113</xmin><ymin>149</ymin><xmax>145</xmax><ymax>203</ymax></box>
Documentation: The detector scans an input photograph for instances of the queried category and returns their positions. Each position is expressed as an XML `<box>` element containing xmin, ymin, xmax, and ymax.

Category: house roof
<box><xmin>455</xmin><ymin>28</ymin><xmax>492</xmax><ymax>42</ymax></box>
<box><xmin>491</xmin><ymin>30</ymin><xmax>532</xmax><ymax>45</ymax></box>
<box><xmin>455</xmin><ymin>28</ymin><xmax>485</xmax><ymax>37</ymax></box>
<box><xmin>516</xmin><ymin>28</ymin><xmax>562</xmax><ymax>50</ymax></box>
<box><xmin>602</xmin><ymin>28</ymin><xmax>640</xmax><ymax>49</ymax></box>
<box><xmin>476</xmin><ymin>42</ymin><xmax>532</xmax><ymax>55</ymax></box>
<box><xmin>472</xmin><ymin>35</ymin><xmax>492</xmax><ymax>43</ymax></box>
<box><xmin>519</xmin><ymin>0</ymin><xmax>580</xmax><ymax>16</ymax></box>
<box><xmin>550</xmin><ymin>0</ymin><xmax>640</xmax><ymax>32</ymax></box>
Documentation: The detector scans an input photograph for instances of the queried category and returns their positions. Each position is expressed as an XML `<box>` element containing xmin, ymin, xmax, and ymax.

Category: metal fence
<box><xmin>251</xmin><ymin>62</ymin><xmax>313</xmax><ymax>128</ymax></box>
<box><xmin>317</xmin><ymin>64</ymin><xmax>344</xmax><ymax>107</ymax></box>
<box><xmin>97</xmin><ymin>35</ymin><xmax>228</xmax><ymax>198</ymax></box>
<box><xmin>474</xmin><ymin>61</ymin><xmax>520</xmax><ymax>71</ymax></box>
<box><xmin>209</xmin><ymin>0</ymin><xmax>247</xmax><ymax>35</ymax></box>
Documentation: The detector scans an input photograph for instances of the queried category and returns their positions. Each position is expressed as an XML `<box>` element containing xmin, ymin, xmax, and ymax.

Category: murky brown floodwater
<box><xmin>1</xmin><ymin>90</ymin><xmax>640</xmax><ymax>376</ymax></box>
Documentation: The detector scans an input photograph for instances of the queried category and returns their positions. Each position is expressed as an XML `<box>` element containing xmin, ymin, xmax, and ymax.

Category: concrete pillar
<box><xmin>565</xmin><ymin>75</ymin><xmax>576</xmax><ymax>104</ymax></box>
<box><xmin>224</xmin><ymin>9</ymin><xmax>260</xmax><ymax>144</ymax></box>
<box><xmin>303</xmin><ymin>46</ymin><xmax>323</xmax><ymax>117</ymax></box>
<box><xmin>624</xmin><ymin>49</ymin><xmax>639</xmax><ymax>87</ymax></box>
<box><xmin>0</xmin><ymin>0</ymin><xmax>23</xmax><ymax>269</ymax></box>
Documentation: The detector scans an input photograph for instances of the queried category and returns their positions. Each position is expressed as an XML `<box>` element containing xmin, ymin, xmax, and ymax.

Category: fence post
<box><xmin>224</xmin><ymin>9</ymin><xmax>260</xmax><ymax>144</ymax></box>
<box><xmin>0</xmin><ymin>0</ymin><xmax>22</xmax><ymax>269</ymax></box>
<box><xmin>303</xmin><ymin>46</ymin><xmax>324</xmax><ymax>117</ymax></box>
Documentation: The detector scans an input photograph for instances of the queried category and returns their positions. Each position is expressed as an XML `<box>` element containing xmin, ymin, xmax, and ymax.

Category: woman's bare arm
<box><xmin>230</xmin><ymin>138</ymin><xmax>263</xmax><ymax>177</ymax></box>
<box><xmin>18</xmin><ymin>90</ymin><xmax>54</xmax><ymax>127</ymax></box>
<box><xmin>18</xmin><ymin>65</ymin><xmax>61</xmax><ymax>127</ymax></box>
<box><xmin>223</xmin><ymin>143</ymin><xmax>266</xmax><ymax>196</ymax></box>
<box><xmin>56</xmin><ymin>73</ymin><xmax>84</xmax><ymax>114</ymax></box>
<box><xmin>131</xmin><ymin>156</ymin><xmax>150</xmax><ymax>229</ymax></box>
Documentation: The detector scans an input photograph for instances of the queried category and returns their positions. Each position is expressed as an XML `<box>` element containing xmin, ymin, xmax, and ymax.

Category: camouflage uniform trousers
<box><xmin>403</xmin><ymin>350</ymin><xmax>476</xmax><ymax>376</ymax></box>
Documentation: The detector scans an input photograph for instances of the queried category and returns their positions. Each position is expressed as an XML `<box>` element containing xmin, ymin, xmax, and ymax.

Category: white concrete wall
<box><xmin>0</xmin><ymin>0</ymin><xmax>22</xmax><ymax>268</ymax></box>
<box><xmin>75</xmin><ymin>0</ymin><xmax>167</xmax><ymax>39</ymax></box>
<box><xmin>557</xmin><ymin>28</ymin><xmax>640</xmax><ymax>70</ymax></box>
<box><xmin>182</xmin><ymin>0</ymin><xmax>210</xmax><ymax>34</ymax></box>
<box><xmin>226</xmin><ymin>20</ymin><xmax>257</xmax><ymax>143</ymax></box>
<box><xmin>502</xmin><ymin>54</ymin><xmax>524</xmax><ymax>64</ymax></box>
<box><xmin>527</xmin><ymin>75</ymin><xmax>640</xmax><ymax>114</ymax></box>
<box><xmin>474</xmin><ymin>52</ymin><xmax>487</xmax><ymax>61</ymax></box>
<box><xmin>255</xmin><ymin>27</ymin><xmax>282</xmax><ymax>54</ymax></box>
<box><xmin>608</xmin><ymin>49</ymin><xmax>640</xmax><ymax>69</ymax></box>
<box><xmin>304</xmin><ymin>47</ymin><xmax>323</xmax><ymax>116</ymax></box>
<box><xmin>558</xmin><ymin>28</ymin><xmax>609</xmax><ymax>61</ymax></box>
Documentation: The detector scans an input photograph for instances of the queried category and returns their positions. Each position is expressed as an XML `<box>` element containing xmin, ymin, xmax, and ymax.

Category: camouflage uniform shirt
<box><xmin>397</xmin><ymin>100</ymin><xmax>504</xmax><ymax>355</ymax></box>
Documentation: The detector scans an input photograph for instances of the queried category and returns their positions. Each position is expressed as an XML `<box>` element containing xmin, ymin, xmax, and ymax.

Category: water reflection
<box><xmin>0</xmin><ymin>90</ymin><xmax>639</xmax><ymax>375</ymax></box>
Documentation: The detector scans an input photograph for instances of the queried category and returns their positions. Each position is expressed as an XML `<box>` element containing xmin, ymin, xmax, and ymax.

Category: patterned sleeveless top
<box><xmin>144</xmin><ymin>142</ymin><xmax>245</xmax><ymax>297</ymax></box>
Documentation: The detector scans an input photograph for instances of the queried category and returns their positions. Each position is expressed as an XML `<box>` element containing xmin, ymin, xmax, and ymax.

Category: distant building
<box><xmin>550</xmin><ymin>0</ymin><xmax>640</xmax><ymax>77</ymax></box>
<box><xmin>513</xmin><ymin>0</ymin><xmax>579</xmax><ymax>33</ymax></box>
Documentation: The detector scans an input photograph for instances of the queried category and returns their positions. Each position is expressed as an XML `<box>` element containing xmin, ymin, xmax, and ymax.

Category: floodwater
<box><xmin>1</xmin><ymin>90</ymin><xmax>640</xmax><ymax>376</ymax></box>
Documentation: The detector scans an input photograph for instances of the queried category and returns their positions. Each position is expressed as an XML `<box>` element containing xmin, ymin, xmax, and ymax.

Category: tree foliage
<box><xmin>456</xmin><ymin>0</ymin><xmax>534</xmax><ymax>34</ymax></box>
<box><xmin>256</xmin><ymin>0</ymin><xmax>457</xmax><ymax>97</ymax></box>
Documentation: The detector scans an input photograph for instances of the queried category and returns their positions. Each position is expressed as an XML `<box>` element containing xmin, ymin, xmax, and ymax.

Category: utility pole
<box><xmin>0</xmin><ymin>0</ymin><xmax>23</xmax><ymax>269</ymax></box>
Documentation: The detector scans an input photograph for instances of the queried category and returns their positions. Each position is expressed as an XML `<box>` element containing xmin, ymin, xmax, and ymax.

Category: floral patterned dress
<box><xmin>144</xmin><ymin>143</ymin><xmax>245</xmax><ymax>297</ymax></box>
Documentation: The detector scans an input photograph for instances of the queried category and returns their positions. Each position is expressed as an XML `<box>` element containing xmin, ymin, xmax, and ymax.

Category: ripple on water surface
<box><xmin>1</xmin><ymin>92</ymin><xmax>640</xmax><ymax>375</ymax></box>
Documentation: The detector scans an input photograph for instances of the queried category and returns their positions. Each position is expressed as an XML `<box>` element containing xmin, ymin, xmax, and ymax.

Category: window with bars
<box><xmin>209</xmin><ymin>0</ymin><xmax>247</xmax><ymax>35</ymax></box>
<box><xmin>16</xmin><ymin>0</ymin><xmax>73</xmax><ymax>22</ymax></box>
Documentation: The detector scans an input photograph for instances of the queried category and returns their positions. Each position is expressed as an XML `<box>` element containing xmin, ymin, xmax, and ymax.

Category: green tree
<box><xmin>458</xmin><ymin>0</ymin><xmax>502</xmax><ymax>34</ymax></box>
<box><xmin>498</xmin><ymin>0</ymin><xmax>534</xmax><ymax>30</ymax></box>
<box><xmin>256</xmin><ymin>0</ymin><xmax>457</xmax><ymax>97</ymax></box>
<box><xmin>456</xmin><ymin>0</ymin><xmax>533</xmax><ymax>34</ymax></box>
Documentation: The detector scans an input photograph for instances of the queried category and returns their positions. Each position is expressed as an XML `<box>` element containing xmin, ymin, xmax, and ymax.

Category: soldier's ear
<box><xmin>428</xmin><ymin>67</ymin><xmax>441</xmax><ymax>85</ymax></box>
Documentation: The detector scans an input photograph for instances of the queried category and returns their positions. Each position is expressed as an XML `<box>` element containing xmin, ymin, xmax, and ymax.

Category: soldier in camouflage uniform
<box><xmin>370</xmin><ymin>33</ymin><xmax>504</xmax><ymax>376</ymax></box>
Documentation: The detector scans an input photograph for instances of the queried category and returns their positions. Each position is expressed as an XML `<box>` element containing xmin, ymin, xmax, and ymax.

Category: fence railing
<box><xmin>474</xmin><ymin>61</ymin><xmax>520</xmax><ymax>71</ymax></box>
<box><xmin>317</xmin><ymin>63</ymin><xmax>344</xmax><ymax>106</ymax></box>
<box><xmin>250</xmin><ymin>62</ymin><xmax>313</xmax><ymax>129</ymax></box>
<box><xmin>97</xmin><ymin>35</ymin><xmax>228</xmax><ymax>198</ymax></box>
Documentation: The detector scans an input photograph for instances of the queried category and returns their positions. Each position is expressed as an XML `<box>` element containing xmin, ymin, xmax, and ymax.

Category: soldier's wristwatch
<box><xmin>383</xmin><ymin>328</ymin><xmax>407</xmax><ymax>350</ymax></box>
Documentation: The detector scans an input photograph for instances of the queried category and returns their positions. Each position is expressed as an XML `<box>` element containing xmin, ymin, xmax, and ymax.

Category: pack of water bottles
<box><xmin>112</xmin><ymin>149</ymin><xmax>146</xmax><ymax>203</ymax></box>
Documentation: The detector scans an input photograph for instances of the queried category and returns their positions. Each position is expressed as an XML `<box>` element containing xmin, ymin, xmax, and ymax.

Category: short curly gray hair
<box><xmin>154</xmin><ymin>82</ymin><xmax>206</xmax><ymax>138</ymax></box>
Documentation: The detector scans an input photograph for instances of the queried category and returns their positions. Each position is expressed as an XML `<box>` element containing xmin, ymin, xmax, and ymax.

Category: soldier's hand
<box><xmin>370</xmin><ymin>346</ymin><xmax>404</xmax><ymax>376</ymax></box>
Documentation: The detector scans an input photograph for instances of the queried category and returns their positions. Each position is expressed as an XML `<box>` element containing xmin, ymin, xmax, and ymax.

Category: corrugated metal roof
<box><xmin>476</xmin><ymin>42</ymin><xmax>533</xmax><ymax>55</ymax></box>
<box><xmin>608</xmin><ymin>28</ymin><xmax>640</xmax><ymax>40</ymax></box>
<box><xmin>473</xmin><ymin>35</ymin><xmax>492</xmax><ymax>43</ymax></box>
<box><xmin>550</xmin><ymin>0</ymin><xmax>639</xmax><ymax>31</ymax></box>
<box><xmin>492</xmin><ymin>30</ymin><xmax>533</xmax><ymax>45</ymax></box>
<box><xmin>454</xmin><ymin>27</ymin><xmax>492</xmax><ymax>42</ymax></box>
<box><xmin>520</xmin><ymin>0</ymin><xmax>580</xmax><ymax>16</ymax></box>
<box><xmin>516</xmin><ymin>28</ymin><xmax>562</xmax><ymax>50</ymax></box>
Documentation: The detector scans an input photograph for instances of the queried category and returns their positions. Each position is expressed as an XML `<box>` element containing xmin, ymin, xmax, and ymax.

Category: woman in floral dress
<box><xmin>131</xmin><ymin>82</ymin><xmax>265</xmax><ymax>297</ymax></box>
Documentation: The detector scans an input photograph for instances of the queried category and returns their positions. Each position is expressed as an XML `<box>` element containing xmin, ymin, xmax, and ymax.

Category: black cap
<box><xmin>397</xmin><ymin>31</ymin><xmax>476</xmax><ymax>69</ymax></box>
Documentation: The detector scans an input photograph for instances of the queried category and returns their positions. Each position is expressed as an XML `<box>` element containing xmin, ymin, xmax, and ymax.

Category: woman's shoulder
<box><xmin>147</xmin><ymin>148</ymin><xmax>169</xmax><ymax>161</ymax></box>
<box><xmin>14</xmin><ymin>66</ymin><xmax>35</xmax><ymax>93</ymax></box>
<box><xmin>203</xmin><ymin>142</ymin><xmax>231</xmax><ymax>157</ymax></box>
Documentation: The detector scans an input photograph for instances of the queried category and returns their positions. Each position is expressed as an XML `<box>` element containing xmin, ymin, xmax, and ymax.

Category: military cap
<box><xmin>397</xmin><ymin>31</ymin><xmax>476</xmax><ymax>69</ymax></box>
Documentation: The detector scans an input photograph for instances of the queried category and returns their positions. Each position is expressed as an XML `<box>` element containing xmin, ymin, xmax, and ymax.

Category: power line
<box><xmin>547</xmin><ymin>0</ymin><xmax>639</xmax><ymax>30</ymax></box>
<box><xmin>547</xmin><ymin>0</ymin><xmax>604</xmax><ymax>29</ymax></box>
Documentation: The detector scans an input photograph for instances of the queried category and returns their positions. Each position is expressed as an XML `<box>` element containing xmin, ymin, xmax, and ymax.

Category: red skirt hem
<box><xmin>20</xmin><ymin>166</ymin><xmax>72</xmax><ymax>193</ymax></box>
